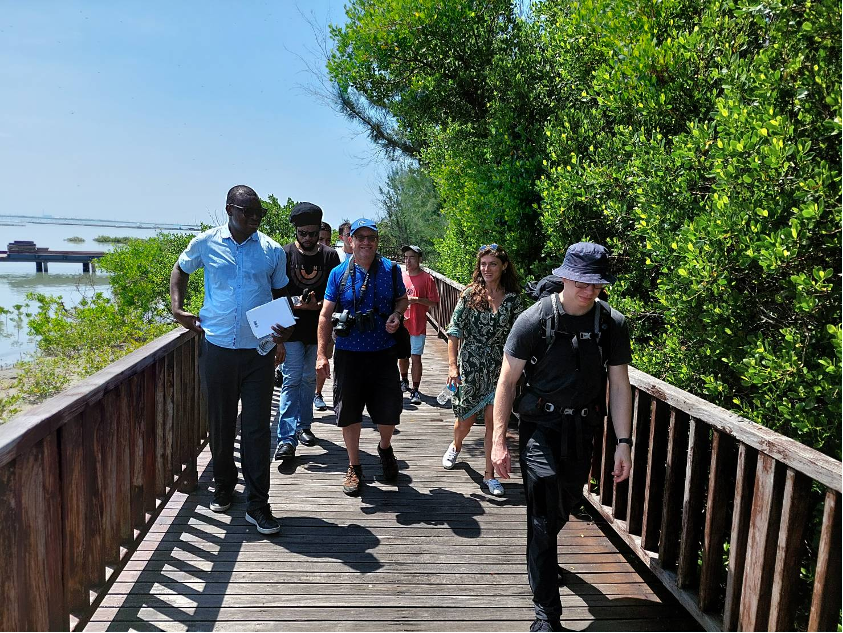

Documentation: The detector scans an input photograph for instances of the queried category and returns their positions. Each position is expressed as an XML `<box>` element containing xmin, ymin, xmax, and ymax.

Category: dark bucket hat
<box><xmin>552</xmin><ymin>242</ymin><xmax>617</xmax><ymax>285</ymax></box>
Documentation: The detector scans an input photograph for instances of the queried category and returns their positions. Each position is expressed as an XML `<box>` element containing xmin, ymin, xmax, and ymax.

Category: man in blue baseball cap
<box><xmin>317</xmin><ymin>218</ymin><xmax>409</xmax><ymax>496</ymax></box>
<box><xmin>491</xmin><ymin>241</ymin><xmax>632</xmax><ymax>632</ymax></box>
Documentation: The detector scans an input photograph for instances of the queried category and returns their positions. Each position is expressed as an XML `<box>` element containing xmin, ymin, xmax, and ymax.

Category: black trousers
<box><xmin>519</xmin><ymin>419</ymin><xmax>594</xmax><ymax>622</ymax></box>
<box><xmin>199</xmin><ymin>340</ymin><xmax>275</xmax><ymax>512</ymax></box>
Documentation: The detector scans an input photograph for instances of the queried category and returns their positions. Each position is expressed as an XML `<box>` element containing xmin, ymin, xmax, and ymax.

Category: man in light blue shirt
<box><xmin>170</xmin><ymin>185</ymin><xmax>291</xmax><ymax>536</ymax></box>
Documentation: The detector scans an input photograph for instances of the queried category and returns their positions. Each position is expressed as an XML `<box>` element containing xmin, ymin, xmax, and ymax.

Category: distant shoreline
<box><xmin>0</xmin><ymin>214</ymin><xmax>201</xmax><ymax>232</ymax></box>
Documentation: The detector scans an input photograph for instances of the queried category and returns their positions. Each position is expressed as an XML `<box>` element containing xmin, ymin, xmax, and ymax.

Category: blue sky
<box><xmin>0</xmin><ymin>1</ymin><xmax>387</xmax><ymax>229</ymax></box>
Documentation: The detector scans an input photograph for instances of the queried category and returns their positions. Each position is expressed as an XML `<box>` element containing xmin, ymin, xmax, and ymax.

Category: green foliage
<box><xmin>328</xmin><ymin>0</ymin><xmax>841</xmax><ymax>460</ymax></box>
<box><xmin>98</xmin><ymin>232</ymin><xmax>202</xmax><ymax>322</ymax></box>
<box><xmin>93</xmin><ymin>235</ymin><xmax>133</xmax><ymax>244</ymax></box>
<box><xmin>65</xmin><ymin>236</ymin><xmax>85</xmax><ymax>243</ymax></box>
<box><xmin>375</xmin><ymin>165</ymin><xmax>446</xmax><ymax>265</ymax></box>
<box><xmin>259</xmin><ymin>195</ymin><xmax>298</xmax><ymax>246</ymax></box>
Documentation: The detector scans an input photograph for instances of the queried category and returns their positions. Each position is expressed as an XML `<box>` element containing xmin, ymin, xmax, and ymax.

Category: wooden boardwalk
<box><xmin>85</xmin><ymin>326</ymin><xmax>699</xmax><ymax>632</ymax></box>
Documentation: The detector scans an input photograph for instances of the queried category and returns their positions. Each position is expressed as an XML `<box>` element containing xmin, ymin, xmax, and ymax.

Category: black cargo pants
<box><xmin>519</xmin><ymin>417</ymin><xmax>594</xmax><ymax>622</ymax></box>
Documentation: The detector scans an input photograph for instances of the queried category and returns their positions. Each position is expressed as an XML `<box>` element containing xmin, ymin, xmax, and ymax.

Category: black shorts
<box><xmin>333</xmin><ymin>348</ymin><xmax>402</xmax><ymax>427</ymax></box>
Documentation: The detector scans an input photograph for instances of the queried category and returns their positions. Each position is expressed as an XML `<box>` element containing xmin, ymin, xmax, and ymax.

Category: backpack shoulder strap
<box><xmin>594</xmin><ymin>298</ymin><xmax>612</xmax><ymax>368</ymax></box>
<box><xmin>528</xmin><ymin>294</ymin><xmax>560</xmax><ymax>368</ymax></box>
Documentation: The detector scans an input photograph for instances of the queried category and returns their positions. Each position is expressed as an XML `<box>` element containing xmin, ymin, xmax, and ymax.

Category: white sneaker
<box><xmin>484</xmin><ymin>478</ymin><xmax>504</xmax><ymax>497</ymax></box>
<box><xmin>442</xmin><ymin>444</ymin><xmax>460</xmax><ymax>469</ymax></box>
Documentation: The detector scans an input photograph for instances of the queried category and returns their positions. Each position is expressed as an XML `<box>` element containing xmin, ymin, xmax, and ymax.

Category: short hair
<box><xmin>320</xmin><ymin>222</ymin><xmax>331</xmax><ymax>234</ymax></box>
<box><xmin>226</xmin><ymin>185</ymin><xmax>259</xmax><ymax>205</ymax></box>
<box><xmin>338</xmin><ymin>221</ymin><xmax>351</xmax><ymax>236</ymax></box>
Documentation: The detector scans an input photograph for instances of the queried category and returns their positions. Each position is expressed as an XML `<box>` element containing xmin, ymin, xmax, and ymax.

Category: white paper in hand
<box><xmin>246</xmin><ymin>297</ymin><xmax>296</xmax><ymax>339</ymax></box>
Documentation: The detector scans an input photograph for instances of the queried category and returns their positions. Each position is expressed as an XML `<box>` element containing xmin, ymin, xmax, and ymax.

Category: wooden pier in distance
<box><xmin>0</xmin><ymin>248</ymin><xmax>106</xmax><ymax>273</ymax></box>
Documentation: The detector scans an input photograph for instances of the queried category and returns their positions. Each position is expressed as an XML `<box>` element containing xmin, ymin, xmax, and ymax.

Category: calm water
<box><xmin>0</xmin><ymin>223</ymin><xmax>196</xmax><ymax>365</ymax></box>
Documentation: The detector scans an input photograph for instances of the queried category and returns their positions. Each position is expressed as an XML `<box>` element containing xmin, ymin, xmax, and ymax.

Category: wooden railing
<box><xmin>0</xmin><ymin>328</ymin><xmax>206</xmax><ymax>631</ymax></box>
<box><xmin>426</xmin><ymin>269</ymin><xmax>842</xmax><ymax>632</ymax></box>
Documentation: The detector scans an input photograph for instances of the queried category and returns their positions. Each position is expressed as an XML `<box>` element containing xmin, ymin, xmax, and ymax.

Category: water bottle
<box><xmin>436</xmin><ymin>382</ymin><xmax>458</xmax><ymax>405</ymax></box>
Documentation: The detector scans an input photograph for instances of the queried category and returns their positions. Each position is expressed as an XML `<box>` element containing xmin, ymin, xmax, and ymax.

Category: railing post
<box><xmin>808</xmin><ymin>490</ymin><xmax>842</xmax><ymax>632</ymax></box>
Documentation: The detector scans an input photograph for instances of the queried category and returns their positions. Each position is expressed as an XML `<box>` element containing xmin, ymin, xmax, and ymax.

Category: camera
<box><xmin>331</xmin><ymin>309</ymin><xmax>379</xmax><ymax>336</ymax></box>
<box><xmin>331</xmin><ymin>310</ymin><xmax>355</xmax><ymax>337</ymax></box>
<box><xmin>302</xmin><ymin>289</ymin><xmax>314</xmax><ymax>304</ymax></box>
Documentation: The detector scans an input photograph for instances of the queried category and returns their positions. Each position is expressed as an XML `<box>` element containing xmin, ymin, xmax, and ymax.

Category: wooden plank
<box><xmin>625</xmin><ymin>389</ymin><xmax>651</xmax><ymax>535</ymax></box>
<box><xmin>144</xmin><ymin>363</ymin><xmax>157</xmax><ymax>512</ymax></box>
<box><xmin>172</xmin><ymin>345</ymin><xmax>183</xmax><ymax>478</ymax></box>
<box><xmin>0</xmin><ymin>328</ymin><xmax>194</xmax><ymax>469</ymax></box>
<box><xmin>60</xmin><ymin>414</ymin><xmax>89</xmax><ymax>615</ymax></box>
<box><xmin>808</xmin><ymin>490</ymin><xmax>842</xmax><ymax>632</ymax></box>
<box><xmin>768</xmin><ymin>468</ymin><xmax>810</xmax><ymax>631</ymax></box>
<box><xmin>164</xmin><ymin>351</ymin><xmax>175</xmax><ymax>484</ymax></box>
<box><xmin>628</xmin><ymin>366</ymin><xmax>841</xmax><ymax>492</ymax></box>
<box><xmin>115</xmin><ymin>381</ymin><xmax>132</xmax><ymax>545</ymax></box>
<box><xmin>723</xmin><ymin>443</ymin><xmax>756</xmax><ymax>630</ymax></box>
<box><xmin>41</xmin><ymin>432</ymin><xmax>68</xmax><ymax>630</ymax></box>
<box><xmin>739</xmin><ymin>452</ymin><xmax>784</xmax><ymax>631</ymax></box>
<box><xmin>640</xmin><ymin>399</ymin><xmax>669</xmax><ymax>551</ymax></box>
<box><xmin>83</xmin><ymin>400</ymin><xmax>105</xmax><ymax>588</ymax></box>
<box><xmin>698</xmin><ymin>430</ymin><xmax>734</xmax><ymax>612</ymax></box>
<box><xmin>98</xmin><ymin>390</ymin><xmax>120</xmax><ymax>565</ymax></box>
<box><xmin>0</xmin><ymin>458</ymin><xmax>19</xmax><ymax>631</ymax></box>
<box><xmin>130</xmin><ymin>374</ymin><xmax>145</xmax><ymax>528</ymax></box>
<box><xmin>658</xmin><ymin>410</ymin><xmax>688</xmax><ymax>569</ymax></box>
<box><xmin>155</xmin><ymin>357</ymin><xmax>167</xmax><ymax>496</ymax></box>
<box><xmin>599</xmin><ymin>410</ymin><xmax>616</xmax><ymax>507</ymax></box>
<box><xmin>17</xmin><ymin>439</ymin><xmax>52</xmax><ymax>630</ymax></box>
<box><xmin>676</xmin><ymin>417</ymin><xmax>707</xmax><ymax>588</ymax></box>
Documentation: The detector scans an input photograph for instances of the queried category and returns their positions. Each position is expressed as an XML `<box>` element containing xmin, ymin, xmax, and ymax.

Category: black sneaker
<box><xmin>296</xmin><ymin>428</ymin><xmax>317</xmax><ymax>447</ymax></box>
<box><xmin>342</xmin><ymin>464</ymin><xmax>363</xmax><ymax>496</ymax></box>
<box><xmin>274</xmin><ymin>442</ymin><xmax>295</xmax><ymax>460</ymax></box>
<box><xmin>529</xmin><ymin>619</ymin><xmax>562</xmax><ymax>632</ymax></box>
<box><xmin>378</xmin><ymin>444</ymin><xmax>399</xmax><ymax>483</ymax></box>
<box><xmin>245</xmin><ymin>505</ymin><xmax>281</xmax><ymax>535</ymax></box>
<box><xmin>274</xmin><ymin>368</ymin><xmax>284</xmax><ymax>388</ymax></box>
<box><xmin>399</xmin><ymin>378</ymin><xmax>409</xmax><ymax>392</ymax></box>
<box><xmin>210</xmin><ymin>488</ymin><xmax>232</xmax><ymax>513</ymax></box>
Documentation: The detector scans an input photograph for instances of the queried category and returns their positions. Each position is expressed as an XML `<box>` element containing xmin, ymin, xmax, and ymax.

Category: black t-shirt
<box><xmin>283</xmin><ymin>243</ymin><xmax>341</xmax><ymax>344</ymax></box>
<box><xmin>504</xmin><ymin>297</ymin><xmax>632</xmax><ymax>411</ymax></box>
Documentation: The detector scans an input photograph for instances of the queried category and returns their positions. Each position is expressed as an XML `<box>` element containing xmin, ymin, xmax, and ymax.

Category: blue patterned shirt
<box><xmin>324</xmin><ymin>256</ymin><xmax>406</xmax><ymax>352</ymax></box>
<box><xmin>177</xmin><ymin>225</ymin><xmax>288</xmax><ymax>350</ymax></box>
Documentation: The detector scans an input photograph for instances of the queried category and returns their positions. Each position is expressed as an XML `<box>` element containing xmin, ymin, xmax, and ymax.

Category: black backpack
<box><xmin>516</xmin><ymin>293</ymin><xmax>612</xmax><ymax>415</ymax></box>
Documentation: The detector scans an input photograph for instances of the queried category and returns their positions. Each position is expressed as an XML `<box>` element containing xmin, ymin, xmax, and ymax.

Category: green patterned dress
<box><xmin>446</xmin><ymin>289</ymin><xmax>526</xmax><ymax>421</ymax></box>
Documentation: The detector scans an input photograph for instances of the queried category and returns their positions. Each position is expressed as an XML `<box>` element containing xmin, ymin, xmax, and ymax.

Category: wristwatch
<box><xmin>617</xmin><ymin>437</ymin><xmax>633</xmax><ymax>447</ymax></box>
<box><xmin>392</xmin><ymin>311</ymin><xmax>404</xmax><ymax>323</ymax></box>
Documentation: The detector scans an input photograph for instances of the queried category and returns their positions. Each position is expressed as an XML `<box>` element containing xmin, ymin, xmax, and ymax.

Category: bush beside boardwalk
<box><xmin>327</xmin><ymin>0</ymin><xmax>841</xmax><ymax>463</ymax></box>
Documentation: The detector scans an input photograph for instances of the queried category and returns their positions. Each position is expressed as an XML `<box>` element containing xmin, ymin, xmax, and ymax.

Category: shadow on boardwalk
<box><xmin>85</xmin><ymin>327</ymin><xmax>699</xmax><ymax>632</ymax></box>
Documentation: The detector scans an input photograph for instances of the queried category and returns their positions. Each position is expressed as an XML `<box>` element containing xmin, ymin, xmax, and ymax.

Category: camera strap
<box><xmin>339</xmin><ymin>255</ymin><xmax>380</xmax><ymax>313</ymax></box>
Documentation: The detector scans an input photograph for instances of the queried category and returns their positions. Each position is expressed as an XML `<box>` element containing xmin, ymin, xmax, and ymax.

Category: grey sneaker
<box><xmin>409</xmin><ymin>389</ymin><xmax>422</xmax><ymax>405</ymax></box>
<box><xmin>399</xmin><ymin>378</ymin><xmax>409</xmax><ymax>392</ymax></box>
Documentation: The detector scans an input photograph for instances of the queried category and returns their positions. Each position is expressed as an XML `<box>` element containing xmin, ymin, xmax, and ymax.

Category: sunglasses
<box><xmin>228</xmin><ymin>203</ymin><xmax>266</xmax><ymax>219</ymax></box>
<box><xmin>573</xmin><ymin>281</ymin><xmax>606</xmax><ymax>291</ymax></box>
<box><xmin>296</xmin><ymin>229</ymin><xmax>319</xmax><ymax>238</ymax></box>
<box><xmin>479</xmin><ymin>244</ymin><xmax>499</xmax><ymax>252</ymax></box>
<box><xmin>353</xmin><ymin>234</ymin><xmax>379</xmax><ymax>242</ymax></box>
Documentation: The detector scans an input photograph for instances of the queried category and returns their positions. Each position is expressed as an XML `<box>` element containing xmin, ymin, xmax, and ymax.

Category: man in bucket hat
<box><xmin>491</xmin><ymin>242</ymin><xmax>633</xmax><ymax>632</ymax></box>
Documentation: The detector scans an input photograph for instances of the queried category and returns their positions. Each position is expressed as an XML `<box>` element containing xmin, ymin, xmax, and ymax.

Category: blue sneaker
<box><xmin>313</xmin><ymin>393</ymin><xmax>328</xmax><ymax>411</ymax></box>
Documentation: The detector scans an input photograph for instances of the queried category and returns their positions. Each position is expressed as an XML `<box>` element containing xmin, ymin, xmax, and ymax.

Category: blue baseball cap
<box><xmin>552</xmin><ymin>242</ymin><xmax>617</xmax><ymax>285</ymax></box>
<box><xmin>350</xmin><ymin>218</ymin><xmax>378</xmax><ymax>235</ymax></box>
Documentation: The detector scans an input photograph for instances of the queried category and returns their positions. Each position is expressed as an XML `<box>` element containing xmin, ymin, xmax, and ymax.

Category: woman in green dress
<box><xmin>442</xmin><ymin>244</ymin><xmax>525</xmax><ymax>496</ymax></box>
